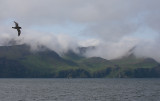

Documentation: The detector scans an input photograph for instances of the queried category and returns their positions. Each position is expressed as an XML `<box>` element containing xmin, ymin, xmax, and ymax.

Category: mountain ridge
<box><xmin>0</xmin><ymin>44</ymin><xmax>160</xmax><ymax>78</ymax></box>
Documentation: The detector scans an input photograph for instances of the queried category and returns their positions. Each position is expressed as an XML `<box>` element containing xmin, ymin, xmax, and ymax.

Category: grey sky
<box><xmin>0</xmin><ymin>0</ymin><xmax>160</xmax><ymax>61</ymax></box>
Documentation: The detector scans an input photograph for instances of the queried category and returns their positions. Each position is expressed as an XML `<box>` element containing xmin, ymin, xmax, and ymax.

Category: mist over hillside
<box><xmin>1</xmin><ymin>36</ymin><xmax>160</xmax><ymax>64</ymax></box>
<box><xmin>0</xmin><ymin>44</ymin><xmax>160</xmax><ymax>78</ymax></box>
<box><xmin>1</xmin><ymin>0</ymin><xmax>160</xmax><ymax>77</ymax></box>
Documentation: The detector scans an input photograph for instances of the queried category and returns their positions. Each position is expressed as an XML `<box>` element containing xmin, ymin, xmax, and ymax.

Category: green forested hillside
<box><xmin>0</xmin><ymin>44</ymin><xmax>160</xmax><ymax>78</ymax></box>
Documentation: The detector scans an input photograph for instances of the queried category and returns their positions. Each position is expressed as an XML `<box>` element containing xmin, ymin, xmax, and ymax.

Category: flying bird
<box><xmin>12</xmin><ymin>21</ymin><xmax>22</xmax><ymax>36</ymax></box>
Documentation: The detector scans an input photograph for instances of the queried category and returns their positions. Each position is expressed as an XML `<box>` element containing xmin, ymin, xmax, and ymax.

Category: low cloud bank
<box><xmin>0</xmin><ymin>28</ymin><xmax>160</xmax><ymax>63</ymax></box>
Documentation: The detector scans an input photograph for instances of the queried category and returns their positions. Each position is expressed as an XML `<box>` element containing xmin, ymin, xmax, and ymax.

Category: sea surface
<box><xmin>0</xmin><ymin>78</ymin><xmax>159</xmax><ymax>101</ymax></box>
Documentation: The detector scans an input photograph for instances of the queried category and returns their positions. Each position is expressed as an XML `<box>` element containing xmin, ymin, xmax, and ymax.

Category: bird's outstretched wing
<box><xmin>17</xmin><ymin>29</ymin><xmax>21</xmax><ymax>36</ymax></box>
<box><xmin>14</xmin><ymin>21</ymin><xmax>19</xmax><ymax>27</ymax></box>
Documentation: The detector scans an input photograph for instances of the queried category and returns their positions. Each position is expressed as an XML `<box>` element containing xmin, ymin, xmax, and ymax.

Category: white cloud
<box><xmin>79</xmin><ymin>39</ymin><xmax>100</xmax><ymax>47</ymax></box>
<box><xmin>84</xmin><ymin>36</ymin><xmax>139</xmax><ymax>60</ymax></box>
<box><xmin>134</xmin><ymin>37</ymin><xmax>160</xmax><ymax>62</ymax></box>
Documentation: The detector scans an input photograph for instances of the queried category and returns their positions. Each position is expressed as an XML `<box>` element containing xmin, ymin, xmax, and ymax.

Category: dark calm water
<box><xmin>0</xmin><ymin>79</ymin><xmax>159</xmax><ymax>101</ymax></box>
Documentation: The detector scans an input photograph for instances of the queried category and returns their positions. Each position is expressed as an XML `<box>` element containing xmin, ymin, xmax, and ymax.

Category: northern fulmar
<box><xmin>12</xmin><ymin>21</ymin><xmax>22</xmax><ymax>36</ymax></box>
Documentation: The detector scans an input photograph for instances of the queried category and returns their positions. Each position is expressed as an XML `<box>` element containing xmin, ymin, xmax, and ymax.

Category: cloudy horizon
<box><xmin>1</xmin><ymin>0</ymin><xmax>160</xmax><ymax>62</ymax></box>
